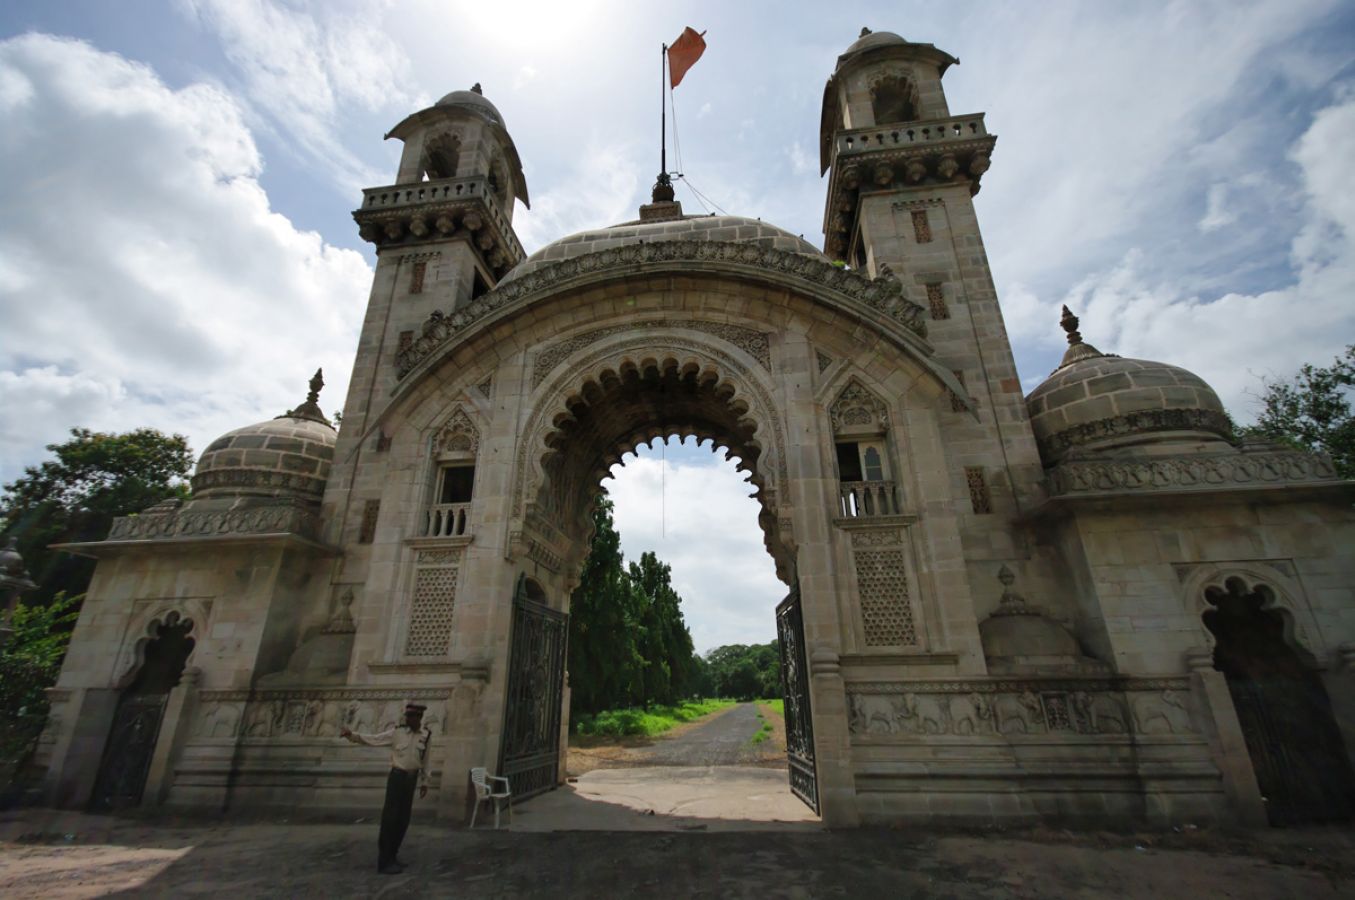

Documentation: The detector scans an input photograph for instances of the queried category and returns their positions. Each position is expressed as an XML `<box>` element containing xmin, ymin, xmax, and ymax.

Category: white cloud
<box><xmin>1004</xmin><ymin>93</ymin><xmax>1355</xmax><ymax>419</ymax></box>
<box><xmin>0</xmin><ymin>34</ymin><xmax>370</xmax><ymax>483</ymax></box>
<box><xmin>513</xmin><ymin>65</ymin><xmax>537</xmax><ymax>92</ymax></box>
<box><xmin>178</xmin><ymin>0</ymin><xmax>422</xmax><ymax>192</ymax></box>
<box><xmin>1199</xmin><ymin>183</ymin><xmax>1237</xmax><ymax>232</ymax></box>
<box><xmin>604</xmin><ymin>443</ymin><xmax>784</xmax><ymax>654</ymax></box>
<box><xmin>513</xmin><ymin>138</ymin><xmax>645</xmax><ymax>252</ymax></box>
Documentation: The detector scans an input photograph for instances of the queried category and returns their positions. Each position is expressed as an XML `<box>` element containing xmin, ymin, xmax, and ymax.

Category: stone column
<box><xmin>1321</xmin><ymin>643</ymin><xmax>1355</xmax><ymax>775</ymax></box>
<box><xmin>1184</xmin><ymin>647</ymin><xmax>1266</xmax><ymax>826</ymax></box>
<box><xmin>809</xmin><ymin>646</ymin><xmax>860</xmax><ymax>827</ymax></box>
<box><xmin>143</xmin><ymin>667</ymin><xmax>200</xmax><ymax>805</ymax></box>
<box><xmin>435</xmin><ymin>666</ymin><xmax>490</xmax><ymax>823</ymax></box>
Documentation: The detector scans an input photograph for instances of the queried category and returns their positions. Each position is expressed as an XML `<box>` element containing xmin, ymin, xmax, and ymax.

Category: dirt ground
<box><xmin>567</xmin><ymin>702</ymin><xmax>785</xmax><ymax>776</ymax></box>
<box><xmin>2</xmin><ymin>808</ymin><xmax>1353</xmax><ymax>898</ymax></box>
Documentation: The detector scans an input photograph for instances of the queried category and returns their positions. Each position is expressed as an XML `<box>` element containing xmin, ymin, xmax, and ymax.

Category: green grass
<box><xmin>760</xmin><ymin>698</ymin><xmax>784</xmax><ymax>717</ymax></box>
<box><xmin>574</xmin><ymin>698</ymin><xmax>737</xmax><ymax>737</ymax></box>
<box><xmin>750</xmin><ymin>710</ymin><xmax>773</xmax><ymax>744</ymax></box>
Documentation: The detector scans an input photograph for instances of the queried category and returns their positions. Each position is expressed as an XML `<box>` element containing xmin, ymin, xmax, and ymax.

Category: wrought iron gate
<box><xmin>1228</xmin><ymin>675</ymin><xmax>1355</xmax><ymax>825</ymax></box>
<box><xmin>498</xmin><ymin>575</ymin><xmax>568</xmax><ymax>801</ymax></box>
<box><xmin>776</xmin><ymin>584</ymin><xmax>818</xmax><ymax>813</ymax></box>
<box><xmin>90</xmin><ymin>693</ymin><xmax>167</xmax><ymax>810</ymax></box>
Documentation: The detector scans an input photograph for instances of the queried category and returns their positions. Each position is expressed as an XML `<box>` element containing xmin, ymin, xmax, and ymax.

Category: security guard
<box><xmin>342</xmin><ymin>702</ymin><xmax>432</xmax><ymax>874</ymax></box>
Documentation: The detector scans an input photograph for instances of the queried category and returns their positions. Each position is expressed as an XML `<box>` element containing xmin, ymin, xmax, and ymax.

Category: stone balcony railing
<box><xmin>353</xmin><ymin>174</ymin><xmax>524</xmax><ymax>266</ymax></box>
<box><xmin>838</xmin><ymin>480</ymin><xmax>901</xmax><ymax>518</ymax></box>
<box><xmin>424</xmin><ymin>502</ymin><xmax>472</xmax><ymax>538</ymax></box>
<box><xmin>832</xmin><ymin>114</ymin><xmax>988</xmax><ymax>159</ymax></box>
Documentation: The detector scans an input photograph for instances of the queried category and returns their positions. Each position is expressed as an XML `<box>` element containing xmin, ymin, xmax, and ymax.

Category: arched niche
<box><xmin>114</xmin><ymin>600</ymin><xmax>209</xmax><ymax>690</ymax></box>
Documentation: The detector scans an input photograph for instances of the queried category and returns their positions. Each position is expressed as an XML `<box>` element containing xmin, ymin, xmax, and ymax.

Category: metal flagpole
<box><xmin>660</xmin><ymin>43</ymin><xmax>667</xmax><ymax>178</ymax></box>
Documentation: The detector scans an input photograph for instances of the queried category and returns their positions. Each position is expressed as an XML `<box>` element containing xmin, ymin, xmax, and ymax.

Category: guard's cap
<box><xmin>405</xmin><ymin>703</ymin><xmax>427</xmax><ymax>714</ymax></box>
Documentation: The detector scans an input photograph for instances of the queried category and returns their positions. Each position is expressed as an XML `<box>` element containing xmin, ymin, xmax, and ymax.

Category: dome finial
<box><xmin>279</xmin><ymin>367</ymin><xmax>333</xmax><ymax>426</ymax></box>
<box><xmin>1055</xmin><ymin>305</ymin><xmax>1105</xmax><ymax>369</ymax></box>
<box><xmin>470</xmin><ymin>82</ymin><xmax>483</xmax><ymax>95</ymax></box>
<box><xmin>859</xmin><ymin>27</ymin><xmax>872</xmax><ymax>37</ymax></box>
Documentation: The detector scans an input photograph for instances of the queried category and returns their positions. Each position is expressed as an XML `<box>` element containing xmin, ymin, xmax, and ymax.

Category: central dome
<box><xmin>502</xmin><ymin>214</ymin><xmax>826</xmax><ymax>284</ymax></box>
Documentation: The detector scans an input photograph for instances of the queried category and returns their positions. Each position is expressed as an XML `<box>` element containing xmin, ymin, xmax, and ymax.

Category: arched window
<box><xmin>871</xmin><ymin>75</ymin><xmax>919</xmax><ymax>125</ymax></box>
<box><xmin>422</xmin><ymin>133</ymin><xmax>460</xmax><ymax>180</ymax></box>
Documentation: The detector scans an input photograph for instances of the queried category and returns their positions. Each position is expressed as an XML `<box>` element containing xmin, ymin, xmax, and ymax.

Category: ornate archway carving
<box><xmin>1181</xmin><ymin>563</ymin><xmax>1324</xmax><ymax>665</ymax></box>
<box><xmin>511</xmin><ymin>330</ymin><xmax>794</xmax><ymax>581</ymax></box>
<box><xmin>114</xmin><ymin>600</ymin><xmax>209</xmax><ymax>689</ymax></box>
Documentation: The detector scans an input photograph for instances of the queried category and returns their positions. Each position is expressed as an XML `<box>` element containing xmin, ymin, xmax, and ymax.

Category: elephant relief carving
<box><xmin>993</xmin><ymin>691</ymin><xmax>1044</xmax><ymax>734</ymax></box>
<box><xmin>315</xmin><ymin>702</ymin><xmax>344</xmax><ymax>737</ymax></box>
<box><xmin>1132</xmin><ymin>691</ymin><xmax>1192</xmax><ymax>735</ymax></box>
<box><xmin>197</xmin><ymin>702</ymin><xmax>242</xmax><ymax>738</ymax></box>
<box><xmin>947</xmin><ymin>693</ymin><xmax>991</xmax><ymax>735</ymax></box>
<box><xmin>376</xmin><ymin>700</ymin><xmax>402</xmax><ymax>732</ymax></box>
<box><xmin>301</xmin><ymin>700</ymin><xmax>322</xmax><ymax>735</ymax></box>
<box><xmin>850</xmin><ymin>694</ymin><xmax>907</xmax><ymax>734</ymax></box>
<box><xmin>901</xmin><ymin>693</ymin><xmax>947</xmax><ymax>734</ymax></box>
<box><xmin>1072</xmin><ymin>692</ymin><xmax>1128</xmax><ymax>734</ymax></box>
<box><xmin>245</xmin><ymin>700</ymin><xmax>286</xmax><ymax>737</ymax></box>
<box><xmin>347</xmin><ymin>701</ymin><xmax>375</xmax><ymax>733</ymax></box>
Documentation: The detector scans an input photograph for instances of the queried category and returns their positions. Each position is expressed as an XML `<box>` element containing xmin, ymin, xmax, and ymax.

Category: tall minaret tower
<box><xmin>820</xmin><ymin>30</ymin><xmax>1043</xmax><ymax>569</ymax></box>
<box><xmin>324</xmin><ymin>86</ymin><xmax>529</xmax><ymax>545</ymax></box>
<box><xmin>341</xmin><ymin>85</ymin><xmax>529</xmax><ymax>442</ymax></box>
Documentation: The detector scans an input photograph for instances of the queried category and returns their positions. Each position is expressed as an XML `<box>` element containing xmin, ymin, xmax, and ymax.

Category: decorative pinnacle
<box><xmin>322</xmin><ymin>587</ymin><xmax>357</xmax><ymax>634</ymax></box>
<box><xmin>991</xmin><ymin>564</ymin><xmax>1037</xmax><ymax>617</ymax></box>
<box><xmin>306</xmin><ymin>368</ymin><xmax>323</xmax><ymax>404</ymax></box>
<box><xmin>470</xmin><ymin>82</ymin><xmax>483</xmax><ymax>95</ymax></box>
<box><xmin>1059</xmin><ymin>305</ymin><xmax>1081</xmax><ymax>346</ymax></box>
<box><xmin>1054</xmin><ymin>305</ymin><xmax>1105</xmax><ymax>371</ymax></box>
<box><xmin>860</xmin><ymin>27</ymin><xmax>872</xmax><ymax>37</ymax></box>
<box><xmin>279</xmin><ymin>367</ymin><xmax>333</xmax><ymax>426</ymax></box>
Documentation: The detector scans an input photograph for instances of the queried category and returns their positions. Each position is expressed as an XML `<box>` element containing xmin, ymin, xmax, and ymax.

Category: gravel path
<box><xmin>636</xmin><ymin>703</ymin><xmax>769</xmax><ymax>766</ymax></box>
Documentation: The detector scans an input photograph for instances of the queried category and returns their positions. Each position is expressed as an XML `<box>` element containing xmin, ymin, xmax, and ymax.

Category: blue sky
<box><xmin>2</xmin><ymin>1</ymin><xmax>1353</xmax><ymax>651</ymax></box>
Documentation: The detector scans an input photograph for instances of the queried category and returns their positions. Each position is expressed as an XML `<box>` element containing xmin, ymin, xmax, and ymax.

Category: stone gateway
<box><xmin>38</xmin><ymin>29</ymin><xmax>1355</xmax><ymax>828</ymax></box>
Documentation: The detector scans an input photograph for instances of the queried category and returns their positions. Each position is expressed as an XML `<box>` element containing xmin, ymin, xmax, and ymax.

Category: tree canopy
<box><xmin>566</xmin><ymin>496</ymin><xmax>701</xmax><ymax>722</ymax></box>
<box><xmin>1</xmin><ymin>428</ymin><xmax>194</xmax><ymax>606</ymax></box>
<box><xmin>1240</xmin><ymin>345</ymin><xmax>1354</xmax><ymax>478</ymax></box>
<box><xmin>701</xmin><ymin>642</ymin><xmax>782</xmax><ymax>701</ymax></box>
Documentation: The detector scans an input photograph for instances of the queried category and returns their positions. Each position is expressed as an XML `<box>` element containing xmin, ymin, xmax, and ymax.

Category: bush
<box><xmin>574</xmin><ymin>699</ymin><xmax>735</xmax><ymax>737</ymax></box>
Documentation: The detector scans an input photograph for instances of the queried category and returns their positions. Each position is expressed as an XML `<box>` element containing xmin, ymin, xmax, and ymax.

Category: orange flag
<box><xmin>668</xmin><ymin>27</ymin><xmax>707</xmax><ymax>88</ymax></box>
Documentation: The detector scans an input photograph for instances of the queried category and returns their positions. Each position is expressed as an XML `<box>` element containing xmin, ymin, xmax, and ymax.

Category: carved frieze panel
<box><xmin>107</xmin><ymin>500</ymin><xmax>320</xmax><ymax>542</ymax></box>
<box><xmin>395</xmin><ymin>240</ymin><xmax>929</xmax><ymax>378</ymax></box>
<box><xmin>195</xmin><ymin>689</ymin><xmax>452</xmax><ymax>741</ymax></box>
<box><xmin>1046</xmin><ymin>449</ymin><xmax>1339</xmax><ymax>497</ymax></box>
<box><xmin>846</xmin><ymin>679</ymin><xmax>1195</xmax><ymax>739</ymax></box>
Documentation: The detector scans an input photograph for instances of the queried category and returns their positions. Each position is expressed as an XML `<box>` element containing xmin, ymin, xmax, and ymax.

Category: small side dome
<box><xmin>1025</xmin><ymin>307</ymin><xmax>1232</xmax><ymax>465</ymax></box>
<box><xmin>435</xmin><ymin>83</ymin><xmax>504</xmax><ymax>126</ymax></box>
<box><xmin>192</xmin><ymin>370</ymin><xmax>337</xmax><ymax>501</ymax></box>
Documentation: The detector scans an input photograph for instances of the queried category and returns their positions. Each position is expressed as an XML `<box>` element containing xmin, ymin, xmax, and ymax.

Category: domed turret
<box><xmin>979</xmin><ymin>566</ymin><xmax>1106</xmax><ymax>675</ymax></box>
<box><xmin>435</xmin><ymin>83</ymin><xmax>506</xmax><ymax>126</ymax></box>
<box><xmin>1025</xmin><ymin>308</ymin><xmax>1232</xmax><ymax>465</ymax></box>
<box><xmin>191</xmin><ymin>370</ymin><xmax>337</xmax><ymax>501</ymax></box>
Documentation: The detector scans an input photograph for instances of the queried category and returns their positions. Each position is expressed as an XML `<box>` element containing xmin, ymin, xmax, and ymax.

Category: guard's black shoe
<box><xmin>378</xmin><ymin>862</ymin><xmax>406</xmax><ymax>875</ymax></box>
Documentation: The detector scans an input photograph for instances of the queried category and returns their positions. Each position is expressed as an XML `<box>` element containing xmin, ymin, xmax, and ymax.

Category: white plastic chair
<box><xmin>469</xmin><ymin>766</ymin><xmax>512</xmax><ymax>829</ymax></box>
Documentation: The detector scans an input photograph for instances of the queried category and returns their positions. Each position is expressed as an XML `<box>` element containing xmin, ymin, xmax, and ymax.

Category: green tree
<box><xmin>629</xmin><ymin>551</ymin><xmax>698</xmax><ymax>707</ymax></box>
<box><xmin>1</xmin><ymin>428</ymin><xmax>193</xmax><ymax>607</ymax></box>
<box><xmin>704</xmin><ymin>641</ymin><xmax>783</xmax><ymax>700</ymax></box>
<box><xmin>1241</xmin><ymin>345</ymin><xmax>1355</xmax><ymax>478</ymax></box>
<box><xmin>1</xmin><ymin>592</ymin><xmax>81</xmax><ymax>790</ymax></box>
<box><xmin>567</xmin><ymin>496</ymin><xmax>646</xmax><ymax>720</ymax></box>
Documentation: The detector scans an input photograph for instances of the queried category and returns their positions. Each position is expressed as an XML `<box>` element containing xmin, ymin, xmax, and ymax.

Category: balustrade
<box><xmin>834</xmin><ymin>114</ymin><xmax>987</xmax><ymax>156</ymax></box>
<box><xmin>839</xmin><ymin>481</ymin><xmax>900</xmax><ymax>518</ymax></box>
<box><xmin>424</xmin><ymin>502</ymin><xmax>472</xmax><ymax>538</ymax></box>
